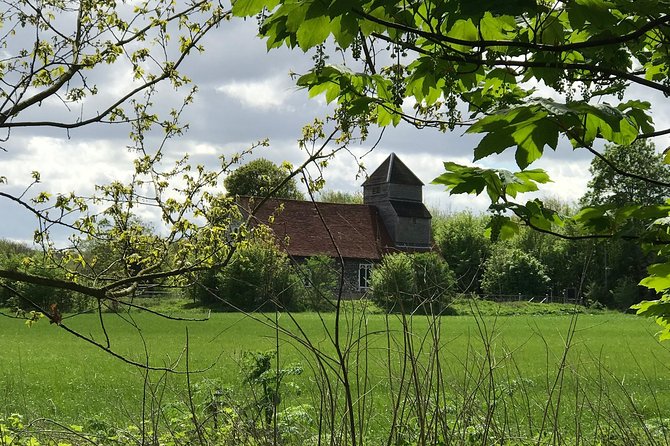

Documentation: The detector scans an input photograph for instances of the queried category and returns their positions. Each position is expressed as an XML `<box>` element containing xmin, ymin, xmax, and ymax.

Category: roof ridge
<box><xmin>386</xmin><ymin>152</ymin><xmax>396</xmax><ymax>183</ymax></box>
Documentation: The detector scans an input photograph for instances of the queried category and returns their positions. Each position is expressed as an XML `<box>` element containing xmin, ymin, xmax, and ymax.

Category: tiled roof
<box><xmin>237</xmin><ymin>197</ymin><xmax>394</xmax><ymax>260</ymax></box>
<box><xmin>362</xmin><ymin>153</ymin><xmax>424</xmax><ymax>186</ymax></box>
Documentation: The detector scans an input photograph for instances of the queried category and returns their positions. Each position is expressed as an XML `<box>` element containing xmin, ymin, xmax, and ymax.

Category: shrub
<box><xmin>187</xmin><ymin>268</ymin><xmax>222</xmax><ymax>306</ymax></box>
<box><xmin>218</xmin><ymin>227</ymin><xmax>303</xmax><ymax>311</ymax></box>
<box><xmin>480</xmin><ymin>246</ymin><xmax>550</xmax><ymax>297</ymax></box>
<box><xmin>612</xmin><ymin>277</ymin><xmax>642</xmax><ymax>310</ymax></box>
<box><xmin>370</xmin><ymin>252</ymin><xmax>455</xmax><ymax>313</ymax></box>
<box><xmin>301</xmin><ymin>255</ymin><xmax>338</xmax><ymax>311</ymax></box>
<box><xmin>412</xmin><ymin>252</ymin><xmax>456</xmax><ymax>305</ymax></box>
<box><xmin>433</xmin><ymin>212</ymin><xmax>491</xmax><ymax>292</ymax></box>
<box><xmin>370</xmin><ymin>252</ymin><xmax>416</xmax><ymax>311</ymax></box>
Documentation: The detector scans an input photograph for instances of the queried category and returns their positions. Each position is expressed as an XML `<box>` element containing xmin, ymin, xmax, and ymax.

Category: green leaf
<box><xmin>513</xmin><ymin>117</ymin><xmax>557</xmax><ymax>169</ymax></box>
<box><xmin>485</xmin><ymin>215</ymin><xmax>519</xmax><ymax>241</ymax></box>
<box><xmin>474</xmin><ymin>131</ymin><xmax>516</xmax><ymax>160</ymax></box>
<box><xmin>640</xmin><ymin>262</ymin><xmax>670</xmax><ymax>293</ymax></box>
<box><xmin>524</xmin><ymin>199</ymin><xmax>561</xmax><ymax>230</ymax></box>
<box><xmin>505</xmin><ymin>170</ymin><xmax>551</xmax><ymax>197</ymax></box>
<box><xmin>567</xmin><ymin>0</ymin><xmax>618</xmax><ymax>30</ymax></box>
<box><xmin>468</xmin><ymin>107</ymin><xmax>533</xmax><ymax>134</ymax></box>
<box><xmin>232</xmin><ymin>0</ymin><xmax>280</xmax><ymax>17</ymax></box>
<box><xmin>574</xmin><ymin>103</ymin><xmax>638</xmax><ymax>145</ymax></box>
<box><xmin>516</xmin><ymin>169</ymin><xmax>551</xmax><ymax>184</ymax></box>
<box><xmin>331</xmin><ymin>14</ymin><xmax>359</xmax><ymax>48</ymax></box>
<box><xmin>446</xmin><ymin>19</ymin><xmax>478</xmax><ymax>52</ymax></box>
<box><xmin>376</xmin><ymin>104</ymin><xmax>400</xmax><ymax>126</ymax></box>
<box><xmin>479</xmin><ymin>13</ymin><xmax>516</xmax><ymax>41</ymax></box>
<box><xmin>347</xmin><ymin>97</ymin><xmax>375</xmax><ymax>115</ymax></box>
<box><xmin>462</xmin><ymin>0</ymin><xmax>539</xmax><ymax>17</ymax></box>
<box><xmin>537</xmin><ymin>14</ymin><xmax>564</xmax><ymax>45</ymax></box>
<box><xmin>296</xmin><ymin>15</ymin><xmax>331</xmax><ymax>50</ymax></box>
<box><xmin>432</xmin><ymin>162</ymin><xmax>487</xmax><ymax>195</ymax></box>
<box><xmin>573</xmin><ymin>206</ymin><xmax>615</xmax><ymax>233</ymax></box>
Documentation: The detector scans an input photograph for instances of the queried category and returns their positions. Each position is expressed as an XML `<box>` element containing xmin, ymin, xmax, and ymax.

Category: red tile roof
<box><xmin>238</xmin><ymin>197</ymin><xmax>394</xmax><ymax>260</ymax></box>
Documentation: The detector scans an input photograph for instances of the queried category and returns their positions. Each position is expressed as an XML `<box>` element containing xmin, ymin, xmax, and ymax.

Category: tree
<box><xmin>370</xmin><ymin>252</ymin><xmax>417</xmax><ymax>311</ymax></box>
<box><xmin>0</xmin><ymin>0</ymin><xmax>233</xmax><ymax>333</ymax></box>
<box><xmin>581</xmin><ymin>141</ymin><xmax>670</xmax><ymax>207</ymax></box>
<box><xmin>0</xmin><ymin>240</ymin><xmax>34</xmax><ymax>259</ymax></box>
<box><xmin>1</xmin><ymin>254</ymin><xmax>88</xmax><ymax>312</ymax></box>
<box><xmin>433</xmin><ymin>211</ymin><xmax>491</xmax><ymax>293</ymax></box>
<box><xmin>224</xmin><ymin>158</ymin><xmax>305</xmax><ymax>200</ymax></box>
<box><xmin>504</xmin><ymin>202</ymin><xmax>592</xmax><ymax>300</ymax></box>
<box><xmin>234</xmin><ymin>0</ymin><xmax>670</xmax><ymax>338</ymax></box>
<box><xmin>0</xmin><ymin>0</ymin><xmax>336</xmax><ymax>367</ymax></box>
<box><xmin>302</xmin><ymin>254</ymin><xmax>339</xmax><ymax>311</ymax></box>
<box><xmin>316</xmin><ymin>190</ymin><xmax>363</xmax><ymax>204</ymax></box>
<box><xmin>0</xmin><ymin>0</ymin><xmax>225</xmax><ymax>136</ymax></box>
<box><xmin>579</xmin><ymin>141</ymin><xmax>669</xmax><ymax>305</ymax></box>
<box><xmin>411</xmin><ymin>251</ymin><xmax>456</xmax><ymax>307</ymax></box>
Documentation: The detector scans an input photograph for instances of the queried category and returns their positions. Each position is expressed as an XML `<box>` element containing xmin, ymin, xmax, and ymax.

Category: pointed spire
<box><xmin>362</xmin><ymin>153</ymin><xmax>423</xmax><ymax>186</ymax></box>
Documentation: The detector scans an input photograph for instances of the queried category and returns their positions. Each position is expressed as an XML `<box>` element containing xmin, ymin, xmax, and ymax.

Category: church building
<box><xmin>237</xmin><ymin>153</ymin><xmax>432</xmax><ymax>295</ymax></box>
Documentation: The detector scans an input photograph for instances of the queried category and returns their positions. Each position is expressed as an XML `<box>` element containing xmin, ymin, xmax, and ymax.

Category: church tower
<box><xmin>362</xmin><ymin>153</ymin><xmax>432</xmax><ymax>250</ymax></box>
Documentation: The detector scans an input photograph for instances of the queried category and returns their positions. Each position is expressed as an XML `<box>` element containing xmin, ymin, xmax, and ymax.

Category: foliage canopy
<box><xmin>224</xmin><ymin>158</ymin><xmax>305</xmax><ymax>200</ymax></box>
<box><xmin>370</xmin><ymin>252</ymin><xmax>454</xmax><ymax>312</ymax></box>
<box><xmin>481</xmin><ymin>245</ymin><xmax>550</xmax><ymax>297</ymax></box>
<box><xmin>581</xmin><ymin>140</ymin><xmax>670</xmax><ymax>207</ymax></box>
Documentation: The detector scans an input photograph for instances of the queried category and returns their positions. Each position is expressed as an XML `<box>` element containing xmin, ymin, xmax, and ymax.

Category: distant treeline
<box><xmin>0</xmin><ymin>202</ymin><xmax>658</xmax><ymax>312</ymax></box>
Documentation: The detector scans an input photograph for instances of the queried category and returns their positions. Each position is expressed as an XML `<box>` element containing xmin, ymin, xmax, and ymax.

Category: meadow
<box><xmin>2</xmin><ymin>302</ymin><xmax>670</xmax><ymax>444</ymax></box>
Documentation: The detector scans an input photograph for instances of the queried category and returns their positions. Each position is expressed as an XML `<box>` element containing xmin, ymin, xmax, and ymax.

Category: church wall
<box><xmin>374</xmin><ymin>201</ymin><xmax>398</xmax><ymax>241</ymax></box>
<box><xmin>388</xmin><ymin>183</ymin><xmax>422</xmax><ymax>201</ymax></box>
<box><xmin>395</xmin><ymin>217</ymin><xmax>432</xmax><ymax>248</ymax></box>
<box><xmin>296</xmin><ymin>256</ymin><xmax>379</xmax><ymax>299</ymax></box>
<box><xmin>363</xmin><ymin>183</ymin><xmax>390</xmax><ymax>205</ymax></box>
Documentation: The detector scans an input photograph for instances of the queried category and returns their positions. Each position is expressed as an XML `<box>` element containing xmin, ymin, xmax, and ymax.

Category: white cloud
<box><xmin>189</xmin><ymin>143</ymin><xmax>219</xmax><ymax>156</ymax></box>
<box><xmin>216</xmin><ymin>76</ymin><xmax>295</xmax><ymax>110</ymax></box>
<box><xmin>3</xmin><ymin>136</ymin><xmax>135</xmax><ymax>193</ymax></box>
<box><xmin>537</xmin><ymin>160</ymin><xmax>591</xmax><ymax>205</ymax></box>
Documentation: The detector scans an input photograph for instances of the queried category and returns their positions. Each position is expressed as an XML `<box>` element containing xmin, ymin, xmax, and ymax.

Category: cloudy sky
<box><xmin>1</xmin><ymin>11</ymin><xmax>668</xmax><ymax>244</ymax></box>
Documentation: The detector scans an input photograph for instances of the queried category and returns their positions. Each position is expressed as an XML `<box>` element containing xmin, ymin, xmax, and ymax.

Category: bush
<box><xmin>413</xmin><ymin>252</ymin><xmax>456</xmax><ymax>303</ymax></box>
<box><xmin>480</xmin><ymin>246</ymin><xmax>550</xmax><ymax>297</ymax></box>
<box><xmin>433</xmin><ymin>212</ymin><xmax>491</xmax><ymax>292</ymax></box>
<box><xmin>370</xmin><ymin>252</ymin><xmax>416</xmax><ymax>311</ymax></box>
<box><xmin>216</xmin><ymin>227</ymin><xmax>303</xmax><ymax>311</ymax></box>
<box><xmin>186</xmin><ymin>268</ymin><xmax>222</xmax><ymax>306</ymax></box>
<box><xmin>370</xmin><ymin>252</ymin><xmax>455</xmax><ymax>313</ymax></box>
<box><xmin>612</xmin><ymin>277</ymin><xmax>642</xmax><ymax>310</ymax></box>
<box><xmin>301</xmin><ymin>255</ymin><xmax>338</xmax><ymax>311</ymax></box>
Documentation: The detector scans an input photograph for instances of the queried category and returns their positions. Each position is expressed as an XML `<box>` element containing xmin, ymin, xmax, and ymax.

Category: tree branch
<box><xmin>356</xmin><ymin>8</ymin><xmax>670</xmax><ymax>55</ymax></box>
<box><xmin>368</xmin><ymin>33</ymin><xmax>670</xmax><ymax>96</ymax></box>
<box><xmin>0</xmin><ymin>268</ymin><xmax>104</xmax><ymax>298</ymax></box>
<box><xmin>0</xmin><ymin>191</ymin><xmax>97</xmax><ymax>237</ymax></box>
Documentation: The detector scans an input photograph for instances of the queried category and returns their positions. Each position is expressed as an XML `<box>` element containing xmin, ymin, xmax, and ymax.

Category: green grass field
<box><xmin>2</xmin><ymin>305</ymin><xmax>670</xmax><ymax>443</ymax></box>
